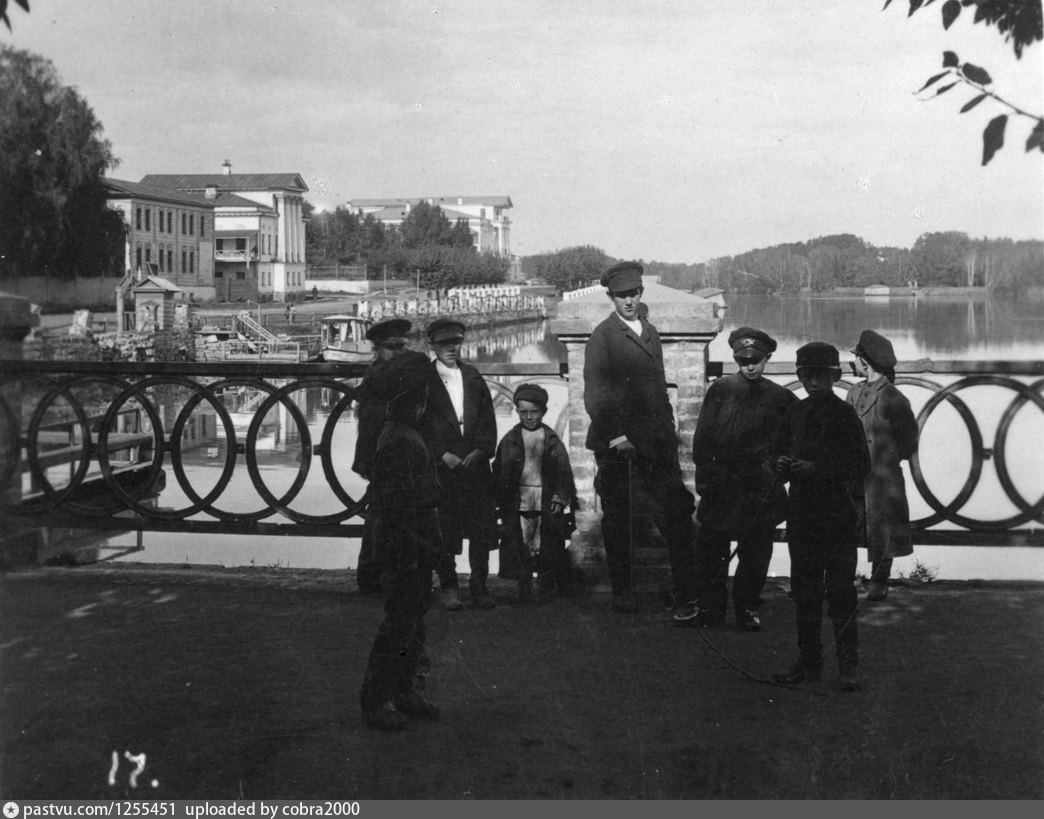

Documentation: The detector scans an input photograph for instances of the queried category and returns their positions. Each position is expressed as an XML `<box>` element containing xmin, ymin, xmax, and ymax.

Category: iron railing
<box><xmin>1</xmin><ymin>358</ymin><xmax>1041</xmax><ymax>548</ymax></box>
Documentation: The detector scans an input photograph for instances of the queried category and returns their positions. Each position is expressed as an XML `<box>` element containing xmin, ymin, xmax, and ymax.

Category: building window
<box><xmin>215</xmin><ymin>269</ymin><xmax>223</xmax><ymax>278</ymax></box>
<box><xmin>189</xmin><ymin>214</ymin><xmax>194</xmax><ymax>236</ymax></box>
<box><xmin>167</xmin><ymin>212</ymin><xmax>173</xmax><ymax>234</ymax></box>
<box><xmin>158</xmin><ymin>249</ymin><xmax>164</xmax><ymax>272</ymax></box>
<box><xmin>135</xmin><ymin>208</ymin><xmax>142</xmax><ymax>230</ymax></box>
<box><xmin>181</xmin><ymin>213</ymin><xmax>186</xmax><ymax>234</ymax></box>
<box><xmin>135</xmin><ymin>246</ymin><xmax>142</xmax><ymax>271</ymax></box>
<box><xmin>182</xmin><ymin>250</ymin><xmax>187</xmax><ymax>273</ymax></box>
<box><xmin>200</xmin><ymin>216</ymin><xmax>205</xmax><ymax>238</ymax></box>
<box><xmin>145</xmin><ymin>209</ymin><xmax>151</xmax><ymax>231</ymax></box>
<box><xmin>168</xmin><ymin>249</ymin><xmax>174</xmax><ymax>272</ymax></box>
<box><xmin>145</xmin><ymin>248</ymin><xmax>151</xmax><ymax>263</ymax></box>
<box><xmin>189</xmin><ymin>251</ymin><xmax>194</xmax><ymax>274</ymax></box>
<box><xmin>236</xmin><ymin>238</ymin><xmax>247</xmax><ymax>251</ymax></box>
<box><xmin>236</xmin><ymin>271</ymin><xmax>246</xmax><ymax>280</ymax></box>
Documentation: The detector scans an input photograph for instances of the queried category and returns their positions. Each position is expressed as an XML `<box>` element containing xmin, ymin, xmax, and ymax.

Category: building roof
<box><xmin>140</xmin><ymin>173</ymin><xmax>309</xmax><ymax>193</ymax></box>
<box><xmin>348</xmin><ymin>195</ymin><xmax>512</xmax><ymax>209</ymax></box>
<box><xmin>104</xmin><ymin>178</ymin><xmax>215</xmax><ymax>209</ymax></box>
<box><xmin>132</xmin><ymin>275</ymin><xmax>181</xmax><ymax>293</ymax></box>
<box><xmin>205</xmin><ymin>192</ymin><xmax>277</xmax><ymax>212</ymax></box>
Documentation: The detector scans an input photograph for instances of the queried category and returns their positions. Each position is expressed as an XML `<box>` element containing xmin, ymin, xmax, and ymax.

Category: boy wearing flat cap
<box><xmin>675</xmin><ymin>327</ymin><xmax>796</xmax><ymax>631</ymax></box>
<box><xmin>583</xmin><ymin>260</ymin><xmax>700</xmax><ymax>614</ymax></box>
<box><xmin>493</xmin><ymin>383</ymin><xmax>578</xmax><ymax>604</ymax></box>
<box><xmin>847</xmin><ymin>329</ymin><xmax>919</xmax><ymax>601</ymax></box>
<box><xmin>352</xmin><ymin>318</ymin><xmax>414</xmax><ymax>593</ymax></box>
<box><xmin>420</xmin><ymin>317</ymin><xmax>500</xmax><ymax>610</ymax></box>
<box><xmin>773</xmin><ymin>342</ymin><xmax>870</xmax><ymax>692</ymax></box>
<box><xmin>359</xmin><ymin>351</ymin><xmax>443</xmax><ymax>730</ymax></box>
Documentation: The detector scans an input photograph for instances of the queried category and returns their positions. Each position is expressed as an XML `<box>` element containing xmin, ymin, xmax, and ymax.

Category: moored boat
<box><xmin>318</xmin><ymin>314</ymin><xmax>372</xmax><ymax>363</ymax></box>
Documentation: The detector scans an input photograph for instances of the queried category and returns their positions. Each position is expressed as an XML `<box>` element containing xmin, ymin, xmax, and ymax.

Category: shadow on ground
<box><xmin>2</xmin><ymin>565</ymin><xmax>1041</xmax><ymax>799</ymax></box>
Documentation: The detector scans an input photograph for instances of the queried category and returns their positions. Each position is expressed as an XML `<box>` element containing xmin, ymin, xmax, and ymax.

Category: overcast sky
<box><xmin>5</xmin><ymin>0</ymin><xmax>1042</xmax><ymax>263</ymax></box>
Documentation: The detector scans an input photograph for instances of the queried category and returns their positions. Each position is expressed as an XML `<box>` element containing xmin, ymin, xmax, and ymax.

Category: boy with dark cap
<box><xmin>674</xmin><ymin>327</ymin><xmax>796</xmax><ymax>631</ymax></box>
<box><xmin>359</xmin><ymin>351</ymin><xmax>443</xmax><ymax>730</ymax></box>
<box><xmin>773</xmin><ymin>342</ymin><xmax>870</xmax><ymax>692</ymax></box>
<box><xmin>583</xmin><ymin>260</ymin><xmax>700</xmax><ymax>614</ymax></box>
<box><xmin>848</xmin><ymin>329</ymin><xmax>919</xmax><ymax>601</ymax></box>
<box><xmin>493</xmin><ymin>383</ymin><xmax>578</xmax><ymax>604</ymax></box>
<box><xmin>420</xmin><ymin>317</ymin><xmax>500</xmax><ymax>610</ymax></box>
<box><xmin>352</xmin><ymin>318</ymin><xmax>413</xmax><ymax>592</ymax></box>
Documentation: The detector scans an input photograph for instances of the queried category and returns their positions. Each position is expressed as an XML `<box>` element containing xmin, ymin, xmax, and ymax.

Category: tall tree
<box><xmin>0</xmin><ymin>44</ymin><xmax>124</xmax><ymax>279</ymax></box>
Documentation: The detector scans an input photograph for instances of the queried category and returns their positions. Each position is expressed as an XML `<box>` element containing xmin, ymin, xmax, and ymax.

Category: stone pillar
<box><xmin>549</xmin><ymin>278</ymin><xmax>722</xmax><ymax>590</ymax></box>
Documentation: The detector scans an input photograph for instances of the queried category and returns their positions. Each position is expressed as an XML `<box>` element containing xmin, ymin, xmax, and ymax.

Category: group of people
<box><xmin>589</xmin><ymin>260</ymin><xmax>919</xmax><ymax>695</ymax></box>
<box><xmin>353</xmin><ymin>258</ymin><xmax>920</xmax><ymax>729</ymax></box>
<box><xmin>353</xmin><ymin>315</ymin><xmax>577</xmax><ymax>730</ymax></box>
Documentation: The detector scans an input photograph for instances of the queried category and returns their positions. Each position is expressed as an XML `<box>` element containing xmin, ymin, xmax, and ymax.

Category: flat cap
<box><xmin>364</xmin><ymin>350</ymin><xmax>431</xmax><ymax>402</ymax></box>
<box><xmin>600</xmin><ymin>261</ymin><xmax>644</xmax><ymax>293</ymax></box>
<box><xmin>852</xmin><ymin>329</ymin><xmax>897</xmax><ymax>370</ymax></box>
<box><xmin>728</xmin><ymin>327</ymin><xmax>777</xmax><ymax>361</ymax></box>
<box><xmin>796</xmin><ymin>341</ymin><xmax>841</xmax><ymax>370</ymax></box>
<box><xmin>366</xmin><ymin>318</ymin><xmax>412</xmax><ymax>343</ymax></box>
<box><xmin>426</xmin><ymin>317</ymin><xmax>466</xmax><ymax>343</ymax></box>
<box><xmin>513</xmin><ymin>383</ymin><xmax>549</xmax><ymax>408</ymax></box>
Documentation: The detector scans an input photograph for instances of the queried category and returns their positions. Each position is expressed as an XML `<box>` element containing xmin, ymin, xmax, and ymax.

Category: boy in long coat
<box><xmin>774</xmin><ymin>342</ymin><xmax>870</xmax><ymax>692</ymax></box>
<box><xmin>493</xmin><ymin>383</ymin><xmax>577</xmax><ymax>602</ymax></box>
<box><xmin>847</xmin><ymin>329</ymin><xmax>919</xmax><ymax>601</ymax></box>
<box><xmin>676</xmin><ymin>327</ymin><xmax>796</xmax><ymax>631</ymax></box>
<box><xmin>359</xmin><ymin>352</ymin><xmax>443</xmax><ymax>730</ymax></box>
<box><xmin>351</xmin><ymin>318</ymin><xmax>412</xmax><ymax>592</ymax></box>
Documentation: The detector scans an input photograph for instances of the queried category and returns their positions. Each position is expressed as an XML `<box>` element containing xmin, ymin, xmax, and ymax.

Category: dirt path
<box><xmin>2</xmin><ymin>565</ymin><xmax>1041</xmax><ymax>799</ymax></box>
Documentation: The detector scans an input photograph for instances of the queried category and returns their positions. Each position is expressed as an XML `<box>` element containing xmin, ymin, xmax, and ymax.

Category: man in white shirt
<box><xmin>583</xmin><ymin>261</ymin><xmax>699</xmax><ymax>614</ymax></box>
<box><xmin>419</xmin><ymin>318</ymin><xmax>500</xmax><ymax>610</ymax></box>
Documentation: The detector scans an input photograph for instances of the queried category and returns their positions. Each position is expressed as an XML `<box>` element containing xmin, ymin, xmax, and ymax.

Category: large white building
<box><xmin>141</xmin><ymin>163</ymin><xmax>308</xmax><ymax>302</ymax></box>
<box><xmin>347</xmin><ymin>195</ymin><xmax>513</xmax><ymax>256</ymax></box>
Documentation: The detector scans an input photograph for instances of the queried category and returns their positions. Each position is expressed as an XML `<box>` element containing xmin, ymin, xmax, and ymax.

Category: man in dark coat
<box><xmin>583</xmin><ymin>260</ymin><xmax>699</xmax><ymax>614</ymax></box>
<box><xmin>352</xmin><ymin>318</ymin><xmax>412</xmax><ymax>593</ymax></box>
<box><xmin>675</xmin><ymin>327</ymin><xmax>796</xmax><ymax>631</ymax></box>
<box><xmin>358</xmin><ymin>351</ymin><xmax>442</xmax><ymax>730</ymax></box>
<box><xmin>419</xmin><ymin>317</ymin><xmax>499</xmax><ymax>610</ymax></box>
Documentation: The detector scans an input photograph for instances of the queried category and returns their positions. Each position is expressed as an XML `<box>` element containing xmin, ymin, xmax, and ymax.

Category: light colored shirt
<box><xmin>435</xmin><ymin>359</ymin><xmax>465</xmax><ymax>429</ymax></box>
<box><xmin>609</xmin><ymin>313</ymin><xmax>643</xmax><ymax>447</ymax></box>
<box><xmin>518</xmin><ymin>427</ymin><xmax>545</xmax><ymax>512</ymax></box>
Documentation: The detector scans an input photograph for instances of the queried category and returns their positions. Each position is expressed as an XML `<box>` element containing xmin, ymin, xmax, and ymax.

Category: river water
<box><xmin>107</xmin><ymin>291</ymin><xmax>1044</xmax><ymax>581</ymax></box>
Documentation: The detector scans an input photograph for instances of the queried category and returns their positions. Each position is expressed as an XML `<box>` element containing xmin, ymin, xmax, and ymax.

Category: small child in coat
<box><xmin>493</xmin><ymin>384</ymin><xmax>577</xmax><ymax>604</ymax></box>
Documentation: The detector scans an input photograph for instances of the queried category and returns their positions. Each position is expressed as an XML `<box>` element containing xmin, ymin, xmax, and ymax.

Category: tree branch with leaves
<box><xmin>886</xmin><ymin>0</ymin><xmax>1043</xmax><ymax>164</ymax></box>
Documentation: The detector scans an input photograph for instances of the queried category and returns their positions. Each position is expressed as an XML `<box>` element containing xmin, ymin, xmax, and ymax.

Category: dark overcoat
<box><xmin>781</xmin><ymin>393</ymin><xmax>870</xmax><ymax>545</ymax></box>
<box><xmin>846</xmin><ymin>378</ymin><xmax>919</xmax><ymax>562</ymax></box>
<box><xmin>419</xmin><ymin>359</ymin><xmax>498</xmax><ymax>464</ymax></box>
<box><xmin>493</xmin><ymin>423</ymin><xmax>577</xmax><ymax>576</ymax></box>
<box><xmin>583</xmin><ymin>313</ymin><xmax>678</xmax><ymax>457</ymax></box>
<box><xmin>691</xmin><ymin>373</ymin><xmax>796</xmax><ymax>534</ymax></box>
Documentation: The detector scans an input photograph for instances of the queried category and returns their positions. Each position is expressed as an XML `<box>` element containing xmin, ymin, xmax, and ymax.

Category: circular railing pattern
<box><xmin>0</xmin><ymin>372</ymin><xmax>364</xmax><ymax>527</ymax></box>
<box><xmin>2</xmin><ymin>368</ymin><xmax>1041</xmax><ymax>538</ymax></box>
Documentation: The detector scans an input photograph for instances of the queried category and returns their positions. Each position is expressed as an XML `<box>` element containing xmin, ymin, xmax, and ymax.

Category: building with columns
<box><xmin>346</xmin><ymin>195</ymin><xmax>512</xmax><ymax>256</ymax></box>
<box><xmin>140</xmin><ymin>163</ymin><xmax>308</xmax><ymax>302</ymax></box>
